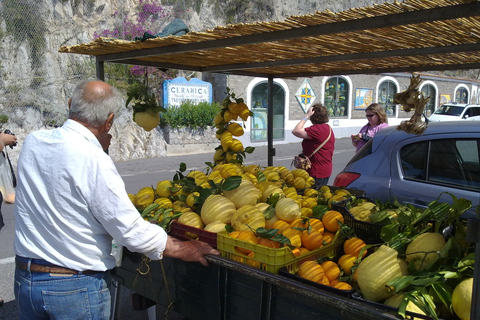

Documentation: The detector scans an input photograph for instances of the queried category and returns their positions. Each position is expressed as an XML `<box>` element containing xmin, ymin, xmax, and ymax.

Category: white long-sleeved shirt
<box><xmin>14</xmin><ymin>119</ymin><xmax>167</xmax><ymax>271</ymax></box>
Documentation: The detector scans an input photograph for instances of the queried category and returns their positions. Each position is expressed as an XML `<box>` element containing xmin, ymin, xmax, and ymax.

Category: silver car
<box><xmin>333</xmin><ymin>121</ymin><xmax>480</xmax><ymax>219</ymax></box>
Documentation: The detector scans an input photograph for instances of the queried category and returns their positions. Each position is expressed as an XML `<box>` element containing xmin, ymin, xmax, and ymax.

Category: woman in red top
<box><xmin>292</xmin><ymin>103</ymin><xmax>335</xmax><ymax>188</ymax></box>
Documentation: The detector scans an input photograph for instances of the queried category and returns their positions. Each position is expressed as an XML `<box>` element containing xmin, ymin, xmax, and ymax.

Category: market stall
<box><xmin>59</xmin><ymin>1</ymin><xmax>480</xmax><ymax>319</ymax></box>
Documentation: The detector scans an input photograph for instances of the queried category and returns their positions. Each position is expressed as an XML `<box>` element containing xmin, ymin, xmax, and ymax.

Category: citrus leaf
<box><xmin>222</xmin><ymin>176</ymin><xmax>242</xmax><ymax>191</ymax></box>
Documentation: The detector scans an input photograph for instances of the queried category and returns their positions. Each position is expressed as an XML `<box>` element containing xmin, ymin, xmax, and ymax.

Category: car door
<box><xmin>389</xmin><ymin>133</ymin><xmax>480</xmax><ymax>218</ymax></box>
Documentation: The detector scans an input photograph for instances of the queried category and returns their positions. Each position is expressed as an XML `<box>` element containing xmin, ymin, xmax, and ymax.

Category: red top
<box><xmin>302</xmin><ymin>124</ymin><xmax>335</xmax><ymax>179</ymax></box>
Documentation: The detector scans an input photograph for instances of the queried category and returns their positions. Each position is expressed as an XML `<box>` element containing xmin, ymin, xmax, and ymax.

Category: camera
<box><xmin>4</xmin><ymin>130</ymin><xmax>17</xmax><ymax>148</ymax></box>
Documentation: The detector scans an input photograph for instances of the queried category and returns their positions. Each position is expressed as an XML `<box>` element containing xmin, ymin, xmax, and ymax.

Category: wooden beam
<box><xmin>202</xmin><ymin>43</ymin><xmax>480</xmax><ymax>73</ymax></box>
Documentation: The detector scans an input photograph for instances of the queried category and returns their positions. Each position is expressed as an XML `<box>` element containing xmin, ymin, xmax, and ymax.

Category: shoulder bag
<box><xmin>0</xmin><ymin>150</ymin><xmax>16</xmax><ymax>204</ymax></box>
<box><xmin>292</xmin><ymin>126</ymin><xmax>332</xmax><ymax>170</ymax></box>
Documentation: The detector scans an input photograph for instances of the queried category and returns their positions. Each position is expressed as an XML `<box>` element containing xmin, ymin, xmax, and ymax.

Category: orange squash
<box><xmin>338</xmin><ymin>254</ymin><xmax>357</xmax><ymax>276</ymax></box>
<box><xmin>257</xmin><ymin>238</ymin><xmax>280</xmax><ymax>249</ymax></box>
<box><xmin>321</xmin><ymin>260</ymin><xmax>341</xmax><ymax>283</ymax></box>
<box><xmin>344</xmin><ymin>237</ymin><xmax>367</xmax><ymax>258</ymax></box>
<box><xmin>322</xmin><ymin>232</ymin><xmax>335</xmax><ymax>245</ymax></box>
<box><xmin>298</xmin><ymin>261</ymin><xmax>325</xmax><ymax>283</ymax></box>
<box><xmin>307</xmin><ymin>218</ymin><xmax>325</xmax><ymax>234</ymax></box>
<box><xmin>301</xmin><ymin>230</ymin><xmax>324</xmax><ymax>250</ymax></box>
<box><xmin>235</xmin><ymin>230</ymin><xmax>258</xmax><ymax>254</ymax></box>
<box><xmin>282</xmin><ymin>227</ymin><xmax>302</xmax><ymax>247</ymax></box>
<box><xmin>322</xmin><ymin>210</ymin><xmax>344</xmax><ymax>232</ymax></box>
<box><xmin>334</xmin><ymin>281</ymin><xmax>353</xmax><ymax>291</ymax></box>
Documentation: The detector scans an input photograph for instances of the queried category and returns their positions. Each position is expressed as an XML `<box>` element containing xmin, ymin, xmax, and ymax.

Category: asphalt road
<box><xmin>0</xmin><ymin>137</ymin><xmax>355</xmax><ymax>320</ymax></box>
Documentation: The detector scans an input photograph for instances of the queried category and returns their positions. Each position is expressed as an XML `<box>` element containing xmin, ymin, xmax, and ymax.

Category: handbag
<box><xmin>292</xmin><ymin>127</ymin><xmax>332</xmax><ymax>170</ymax></box>
<box><xmin>0</xmin><ymin>150</ymin><xmax>16</xmax><ymax>204</ymax></box>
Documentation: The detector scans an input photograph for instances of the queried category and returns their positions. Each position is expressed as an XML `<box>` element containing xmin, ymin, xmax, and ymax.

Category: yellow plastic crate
<box><xmin>217</xmin><ymin>231</ymin><xmax>342</xmax><ymax>274</ymax></box>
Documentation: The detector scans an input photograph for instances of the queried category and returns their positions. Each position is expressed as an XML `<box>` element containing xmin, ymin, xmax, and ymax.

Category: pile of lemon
<box><xmin>129</xmin><ymin>165</ymin><xmax>322</xmax><ymax>226</ymax></box>
<box><xmin>212</xmin><ymin>88</ymin><xmax>253</xmax><ymax>164</ymax></box>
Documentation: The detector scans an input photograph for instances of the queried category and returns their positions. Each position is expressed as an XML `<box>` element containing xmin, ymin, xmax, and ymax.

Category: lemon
<box><xmin>293</xmin><ymin>176</ymin><xmax>306</xmax><ymax>190</ymax></box>
<box><xmin>452</xmin><ymin>277</ymin><xmax>473</xmax><ymax>320</ymax></box>
<box><xmin>156</xmin><ymin>180</ymin><xmax>173</xmax><ymax>197</ymax></box>
<box><xmin>384</xmin><ymin>294</ymin><xmax>427</xmax><ymax>317</ymax></box>
<box><xmin>127</xmin><ymin>193</ymin><xmax>137</xmax><ymax>205</ymax></box>
<box><xmin>134</xmin><ymin>110</ymin><xmax>160</xmax><ymax>131</ymax></box>
<box><xmin>405</xmin><ymin>233</ymin><xmax>445</xmax><ymax>271</ymax></box>
<box><xmin>154</xmin><ymin>197</ymin><xmax>173</xmax><ymax>207</ymax></box>
<box><xmin>186</xmin><ymin>192</ymin><xmax>199</xmax><ymax>208</ymax></box>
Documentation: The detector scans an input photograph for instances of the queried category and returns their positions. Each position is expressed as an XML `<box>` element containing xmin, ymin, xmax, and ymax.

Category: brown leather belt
<box><xmin>15</xmin><ymin>260</ymin><xmax>102</xmax><ymax>275</ymax></box>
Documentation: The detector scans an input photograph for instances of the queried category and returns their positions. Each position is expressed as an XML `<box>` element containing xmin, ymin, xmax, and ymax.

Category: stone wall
<box><xmin>162</xmin><ymin>126</ymin><xmax>217</xmax><ymax>145</ymax></box>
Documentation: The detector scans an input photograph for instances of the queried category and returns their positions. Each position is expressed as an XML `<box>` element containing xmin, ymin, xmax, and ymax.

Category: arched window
<box><xmin>251</xmin><ymin>82</ymin><xmax>285</xmax><ymax>141</ymax></box>
<box><xmin>421</xmin><ymin>84</ymin><xmax>436</xmax><ymax>117</ymax></box>
<box><xmin>378</xmin><ymin>80</ymin><xmax>397</xmax><ymax>116</ymax></box>
<box><xmin>455</xmin><ymin>87</ymin><xmax>469</xmax><ymax>104</ymax></box>
<box><xmin>324</xmin><ymin>77</ymin><xmax>348</xmax><ymax>117</ymax></box>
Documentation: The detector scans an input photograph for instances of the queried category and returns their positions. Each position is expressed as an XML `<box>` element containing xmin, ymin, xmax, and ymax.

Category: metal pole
<box><xmin>267</xmin><ymin>76</ymin><xmax>275</xmax><ymax>166</ymax></box>
<box><xmin>96</xmin><ymin>58</ymin><xmax>105</xmax><ymax>81</ymax></box>
<box><xmin>466</xmin><ymin>218</ymin><xmax>480</xmax><ymax>320</ymax></box>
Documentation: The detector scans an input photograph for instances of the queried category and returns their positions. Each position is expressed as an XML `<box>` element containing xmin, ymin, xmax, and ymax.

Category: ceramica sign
<box><xmin>163</xmin><ymin>77</ymin><xmax>212</xmax><ymax>107</ymax></box>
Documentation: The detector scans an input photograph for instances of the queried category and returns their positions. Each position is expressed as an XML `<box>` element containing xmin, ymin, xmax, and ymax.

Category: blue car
<box><xmin>333</xmin><ymin>121</ymin><xmax>480</xmax><ymax>218</ymax></box>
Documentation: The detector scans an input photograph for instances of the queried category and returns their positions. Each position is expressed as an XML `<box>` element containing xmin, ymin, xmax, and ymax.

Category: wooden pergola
<box><xmin>60</xmin><ymin>0</ymin><xmax>480</xmax><ymax>165</ymax></box>
<box><xmin>60</xmin><ymin>0</ymin><xmax>480</xmax><ymax>318</ymax></box>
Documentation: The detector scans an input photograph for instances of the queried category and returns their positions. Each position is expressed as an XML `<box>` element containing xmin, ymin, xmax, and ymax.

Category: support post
<box><xmin>466</xmin><ymin>218</ymin><xmax>480</xmax><ymax>320</ymax></box>
<box><xmin>96</xmin><ymin>58</ymin><xmax>105</xmax><ymax>81</ymax></box>
<box><xmin>267</xmin><ymin>76</ymin><xmax>275</xmax><ymax>166</ymax></box>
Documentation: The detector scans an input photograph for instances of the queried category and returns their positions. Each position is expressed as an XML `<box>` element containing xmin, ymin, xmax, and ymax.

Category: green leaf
<box><xmin>179</xmin><ymin>162</ymin><xmax>187</xmax><ymax>172</ymax></box>
<box><xmin>263</xmin><ymin>206</ymin><xmax>276</xmax><ymax>220</ymax></box>
<box><xmin>152</xmin><ymin>206</ymin><xmax>167</xmax><ymax>221</ymax></box>
<box><xmin>380</xmin><ymin>221</ymin><xmax>400</xmax><ymax>242</ymax></box>
<box><xmin>255</xmin><ymin>227</ymin><xmax>279</xmax><ymax>239</ymax></box>
<box><xmin>430</xmin><ymin>283</ymin><xmax>452</xmax><ymax>309</ymax></box>
<box><xmin>222</xmin><ymin>176</ymin><xmax>242</xmax><ymax>191</ymax></box>
<box><xmin>257</xmin><ymin>171</ymin><xmax>266</xmax><ymax>182</ymax></box>
<box><xmin>266</xmin><ymin>193</ymin><xmax>281</xmax><ymax>207</ymax></box>
<box><xmin>141</xmin><ymin>203</ymin><xmax>160</xmax><ymax>218</ymax></box>
<box><xmin>311</xmin><ymin>204</ymin><xmax>328</xmax><ymax>219</ymax></box>
<box><xmin>410</xmin><ymin>276</ymin><xmax>442</xmax><ymax>287</ymax></box>
<box><xmin>456</xmin><ymin>252</ymin><xmax>475</xmax><ymax>272</ymax></box>
<box><xmin>244</xmin><ymin>146</ymin><xmax>255</xmax><ymax>154</ymax></box>
<box><xmin>428</xmin><ymin>201</ymin><xmax>452</xmax><ymax>221</ymax></box>
<box><xmin>386</xmin><ymin>275</ymin><xmax>416</xmax><ymax>292</ymax></box>
<box><xmin>369</xmin><ymin>210</ymin><xmax>394</xmax><ymax>225</ymax></box>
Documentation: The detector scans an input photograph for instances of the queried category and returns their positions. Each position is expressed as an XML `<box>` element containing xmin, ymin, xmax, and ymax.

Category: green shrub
<box><xmin>160</xmin><ymin>101</ymin><xmax>221</xmax><ymax>129</ymax></box>
<box><xmin>0</xmin><ymin>114</ymin><xmax>9</xmax><ymax>123</ymax></box>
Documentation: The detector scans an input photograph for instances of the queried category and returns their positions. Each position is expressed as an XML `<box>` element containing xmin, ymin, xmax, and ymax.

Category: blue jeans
<box><xmin>314</xmin><ymin>177</ymin><xmax>330</xmax><ymax>188</ymax></box>
<box><xmin>14</xmin><ymin>258</ymin><xmax>112</xmax><ymax>320</ymax></box>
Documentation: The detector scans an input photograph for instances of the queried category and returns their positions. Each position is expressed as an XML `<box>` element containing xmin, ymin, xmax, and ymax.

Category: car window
<box><xmin>346</xmin><ymin>139</ymin><xmax>372</xmax><ymax>166</ymax></box>
<box><xmin>401</xmin><ymin>139</ymin><xmax>480</xmax><ymax>190</ymax></box>
<box><xmin>434</xmin><ymin>105</ymin><xmax>464</xmax><ymax>116</ymax></box>
<box><xmin>467</xmin><ymin>107</ymin><xmax>480</xmax><ymax>118</ymax></box>
<box><xmin>401</xmin><ymin>141</ymin><xmax>428</xmax><ymax>180</ymax></box>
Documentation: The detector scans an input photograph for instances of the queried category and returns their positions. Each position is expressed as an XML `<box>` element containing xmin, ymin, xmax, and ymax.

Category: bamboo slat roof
<box><xmin>59</xmin><ymin>0</ymin><xmax>480</xmax><ymax>78</ymax></box>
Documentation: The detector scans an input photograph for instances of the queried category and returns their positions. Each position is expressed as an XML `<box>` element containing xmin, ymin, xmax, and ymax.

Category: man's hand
<box><xmin>163</xmin><ymin>236</ymin><xmax>220</xmax><ymax>266</ymax></box>
<box><xmin>0</xmin><ymin>132</ymin><xmax>17</xmax><ymax>151</ymax></box>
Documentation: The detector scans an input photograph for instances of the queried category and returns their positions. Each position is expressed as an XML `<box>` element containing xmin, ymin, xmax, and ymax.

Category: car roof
<box><xmin>371</xmin><ymin>121</ymin><xmax>480</xmax><ymax>151</ymax></box>
<box><xmin>439</xmin><ymin>103</ymin><xmax>480</xmax><ymax>108</ymax></box>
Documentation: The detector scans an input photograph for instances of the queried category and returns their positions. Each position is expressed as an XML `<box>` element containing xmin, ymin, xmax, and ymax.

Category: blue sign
<box><xmin>163</xmin><ymin>77</ymin><xmax>212</xmax><ymax>107</ymax></box>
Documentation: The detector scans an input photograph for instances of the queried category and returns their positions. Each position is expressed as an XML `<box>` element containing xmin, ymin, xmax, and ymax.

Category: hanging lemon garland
<box><xmin>213</xmin><ymin>88</ymin><xmax>255</xmax><ymax>164</ymax></box>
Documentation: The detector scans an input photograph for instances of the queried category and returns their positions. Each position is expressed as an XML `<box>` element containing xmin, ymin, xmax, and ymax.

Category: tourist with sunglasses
<box><xmin>351</xmin><ymin>103</ymin><xmax>389</xmax><ymax>152</ymax></box>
